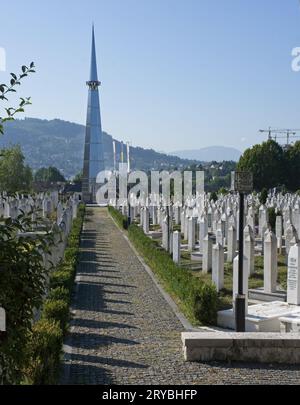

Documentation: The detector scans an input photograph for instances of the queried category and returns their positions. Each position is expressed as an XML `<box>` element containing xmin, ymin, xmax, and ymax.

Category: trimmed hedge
<box><xmin>24</xmin><ymin>203</ymin><xmax>85</xmax><ymax>384</ymax></box>
<box><xmin>108</xmin><ymin>206</ymin><xmax>217</xmax><ymax>325</ymax></box>
<box><xmin>25</xmin><ymin>319</ymin><xmax>63</xmax><ymax>385</ymax></box>
<box><xmin>108</xmin><ymin>205</ymin><xmax>128</xmax><ymax>229</ymax></box>
<box><xmin>48</xmin><ymin>287</ymin><xmax>70</xmax><ymax>304</ymax></box>
<box><xmin>42</xmin><ymin>299</ymin><xmax>69</xmax><ymax>332</ymax></box>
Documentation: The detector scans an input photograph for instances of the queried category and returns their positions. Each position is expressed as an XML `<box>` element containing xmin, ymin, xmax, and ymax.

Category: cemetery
<box><xmin>2</xmin><ymin>2</ymin><xmax>300</xmax><ymax>387</ymax></box>
<box><xmin>108</xmin><ymin>185</ymin><xmax>300</xmax><ymax>364</ymax></box>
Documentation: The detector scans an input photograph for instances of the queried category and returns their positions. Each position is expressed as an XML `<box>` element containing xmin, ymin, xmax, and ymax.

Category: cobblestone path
<box><xmin>61</xmin><ymin>207</ymin><xmax>300</xmax><ymax>385</ymax></box>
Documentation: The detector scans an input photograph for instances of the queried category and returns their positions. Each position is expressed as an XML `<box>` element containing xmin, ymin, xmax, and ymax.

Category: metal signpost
<box><xmin>231</xmin><ymin>171</ymin><xmax>253</xmax><ymax>332</ymax></box>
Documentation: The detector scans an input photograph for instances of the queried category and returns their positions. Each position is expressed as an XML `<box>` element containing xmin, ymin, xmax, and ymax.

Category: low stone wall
<box><xmin>182</xmin><ymin>332</ymin><xmax>300</xmax><ymax>364</ymax></box>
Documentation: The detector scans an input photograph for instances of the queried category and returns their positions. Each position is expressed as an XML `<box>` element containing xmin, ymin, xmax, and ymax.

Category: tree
<box><xmin>237</xmin><ymin>140</ymin><xmax>285</xmax><ymax>191</ymax></box>
<box><xmin>34</xmin><ymin>167</ymin><xmax>66</xmax><ymax>183</ymax></box>
<box><xmin>0</xmin><ymin>145</ymin><xmax>32</xmax><ymax>193</ymax></box>
<box><xmin>259</xmin><ymin>188</ymin><xmax>268</xmax><ymax>205</ymax></box>
<box><xmin>218</xmin><ymin>187</ymin><xmax>229</xmax><ymax>195</ymax></box>
<box><xmin>285</xmin><ymin>141</ymin><xmax>300</xmax><ymax>191</ymax></box>
<box><xmin>210</xmin><ymin>191</ymin><xmax>218</xmax><ymax>202</ymax></box>
<box><xmin>72</xmin><ymin>171</ymin><xmax>83</xmax><ymax>184</ymax></box>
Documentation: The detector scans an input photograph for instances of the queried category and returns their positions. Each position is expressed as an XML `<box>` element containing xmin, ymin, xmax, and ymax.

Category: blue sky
<box><xmin>1</xmin><ymin>0</ymin><xmax>300</xmax><ymax>152</ymax></box>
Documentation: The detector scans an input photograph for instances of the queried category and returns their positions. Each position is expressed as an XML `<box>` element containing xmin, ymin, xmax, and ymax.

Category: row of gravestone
<box><xmin>115</xmin><ymin>190</ymin><xmax>300</xmax><ymax>310</ymax></box>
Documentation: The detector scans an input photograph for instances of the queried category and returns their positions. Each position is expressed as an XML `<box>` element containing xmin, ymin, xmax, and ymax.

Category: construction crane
<box><xmin>259</xmin><ymin>128</ymin><xmax>300</xmax><ymax>145</ymax></box>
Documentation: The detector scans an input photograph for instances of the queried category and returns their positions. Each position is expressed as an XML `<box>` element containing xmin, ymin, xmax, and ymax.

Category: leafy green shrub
<box><xmin>48</xmin><ymin>286</ymin><xmax>70</xmax><ymax>303</ymax></box>
<box><xmin>210</xmin><ymin>191</ymin><xmax>218</xmax><ymax>202</ymax></box>
<box><xmin>42</xmin><ymin>299</ymin><xmax>69</xmax><ymax>331</ymax></box>
<box><xmin>24</xmin><ymin>319</ymin><xmax>63</xmax><ymax>385</ymax></box>
<box><xmin>64</xmin><ymin>247</ymin><xmax>78</xmax><ymax>264</ymax></box>
<box><xmin>259</xmin><ymin>188</ymin><xmax>268</xmax><ymax>205</ymax></box>
<box><xmin>108</xmin><ymin>206</ymin><xmax>128</xmax><ymax>229</ymax></box>
<box><xmin>50</xmin><ymin>270</ymin><xmax>73</xmax><ymax>290</ymax></box>
<box><xmin>17</xmin><ymin>202</ymin><xmax>84</xmax><ymax>384</ymax></box>
<box><xmin>0</xmin><ymin>211</ymin><xmax>55</xmax><ymax>384</ymax></box>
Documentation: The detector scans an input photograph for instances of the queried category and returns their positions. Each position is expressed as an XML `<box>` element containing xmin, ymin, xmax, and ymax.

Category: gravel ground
<box><xmin>60</xmin><ymin>207</ymin><xmax>300</xmax><ymax>385</ymax></box>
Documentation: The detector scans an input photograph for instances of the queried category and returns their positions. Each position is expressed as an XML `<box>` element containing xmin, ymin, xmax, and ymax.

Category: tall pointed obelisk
<box><xmin>82</xmin><ymin>26</ymin><xmax>105</xmax><ymax>203</ymax></box>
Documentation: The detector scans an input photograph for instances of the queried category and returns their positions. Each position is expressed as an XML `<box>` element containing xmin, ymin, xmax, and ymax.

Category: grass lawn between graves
<box><xmin>186</xmin><ymin>254</ymin><xmax>287</xmax><ymax>311</ymax></box>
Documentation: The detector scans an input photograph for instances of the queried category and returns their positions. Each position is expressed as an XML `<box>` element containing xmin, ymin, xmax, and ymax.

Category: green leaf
<box><xmin>22</xmin><ymin>65</ymin><xmax>27</xmax><ymax>73</ymax></box>
<box><xmin>10</xmin><ymin>73</ymin><xmax>17</xmax><ymax>80</ymax></box>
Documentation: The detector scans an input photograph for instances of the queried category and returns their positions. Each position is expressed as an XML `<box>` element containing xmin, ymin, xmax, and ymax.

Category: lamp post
<box><xmin>231</xmin><ymin>171</ymin><xmax>253</xmax><ymax>332</ymax></box>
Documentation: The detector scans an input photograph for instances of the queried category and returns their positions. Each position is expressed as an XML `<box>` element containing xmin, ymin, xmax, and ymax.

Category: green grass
<box><xmin>189</xmin><ymin>254</ymin><xmax>288</xmax><ymax>311</ymax></box>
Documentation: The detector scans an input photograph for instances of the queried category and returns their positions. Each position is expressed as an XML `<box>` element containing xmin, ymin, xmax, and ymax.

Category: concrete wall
<box><xmin>182</xmin><ymin>332</ymin><xmax>300</xmax><ymax>364</ymax></box>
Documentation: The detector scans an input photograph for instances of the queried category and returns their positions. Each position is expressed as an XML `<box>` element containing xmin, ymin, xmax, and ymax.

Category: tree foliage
<box><xmin>72</xmin><ymin>171</ymin><xmax>83</xmax><ymax>184</ymax></box>
<box><xmin>237</xmin><ymin>140</ymin><xmax>286</xmax><ymax>191</ymax></box>
<box><xmin>34</xmin><ymin>167</ymin><xmax>66</xmax><ymax>183</ymax></box>
<box><xmin>0</xmin><ymin>211</ymin><xmax>54</xmax><ymax>384</ymax></box>
<box><xmin>0</xmin><ymin>63</ymin><xmax>35</xmax><ymax>135</ymax></box>
<box><xmin>0</xmin><ymin>145</ymin><xmax>32</xmax><ymax>193</ymax></box>
<box><xmin>285</xmin><ymin>141</ymin><xmax>300</xmax><ymax>191</ymax></box>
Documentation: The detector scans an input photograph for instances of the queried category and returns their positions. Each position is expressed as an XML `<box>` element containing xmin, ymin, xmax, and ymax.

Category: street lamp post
<box><xmin>231</xmin><ymin>171</ymin><xmax>253</xmax><ymax>332</ymax></box>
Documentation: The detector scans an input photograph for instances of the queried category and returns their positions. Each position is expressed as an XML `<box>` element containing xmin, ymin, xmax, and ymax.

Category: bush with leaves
<box><xmin>259</xmin><ymin>188</ymin><xmax>268</xmax><ymax>205</ymax></box>
<box><xmin>108</xmin><ymin>205</ymin><xmax>128</xmax><ymax>229</ymax></box>
<box><xmin>0</xmin><ymin>208</ymin><xmax>54</xmax><ymax>384</ymax></box>
<box><xmin>0</xmin><ymin>63</ymin><xmax>35</xmax><ymax>134</ymax></box>
<box><xmin>23</xmin><ymin>204</ymin><xmax>85</xmax><ymax>384</ymax></box>
<box><xmin>24</xmin><ymin>319</ymin><xmax>63</xmax><ymax>385</ymax></box>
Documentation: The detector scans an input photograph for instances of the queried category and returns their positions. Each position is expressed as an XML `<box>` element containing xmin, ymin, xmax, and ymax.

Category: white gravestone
<box><xmin>173</xmin><ymin>231</ymin><xmax>181</xmax><ymax>264</ymax></box>
<box><xmin>202</xmin><ymin>235</ymin><xmax>212</xmax><ymax>273</ymax></box>
<box><xmin>264</xmin><ymin>230</ymin><xmax>278</xmax><ymax>294</ymax></box>
<box><xmin>198</xmin><ymin>216</ymin><xmax>208</xmax><ymax>254</ymax></box>
<box><xmin>143</xmin><ymin>207</ymin><xmax>150</xmax><ymax>234</ymax></box>
<box><xmin>275</xmin><ymin>216</ymin><xmax>283</xmax><ymax>251</ymax></box>
<box><xmin>0</xmin><ymin>307</ymin><xmax>5</xmax><ymax>332</ymax></box>
<box><xmin>162</xmin><ymin>218</ymin><xmax>169</xmax><ymax>251</ymax></box>
<box><xmin>227</xmin><ymin>225</ymin><xmax>237</xmax><ymax>263</ymax></box>
<box><xmin>244</xmin><ymin>233</ymin><xmax>255</xmax><ymax>276</ymax></box>
<box><xmin>212</xmin><ymin>243</ymin><xmax>224</xmax><ymax>292</ymax></box>
<box><xmin>188</xmin><ymin>217</ymin><xmax>196</xmax><ymax>252</ymax></box>
<box><xmin>287</xmin><ymin>243</ymin><xmax>300</xmax><ymax>305</ymax></box>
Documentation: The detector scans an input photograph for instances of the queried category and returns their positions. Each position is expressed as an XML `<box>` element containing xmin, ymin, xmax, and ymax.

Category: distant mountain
<box><xmin>172</xmin><ymin>146</ymin><xmax>242</xmax><ymax>162</ymax></box>
<box><xmin>1</xmin><ymin>118</ymin><xmax>199</xmax><ymax>179</ymax></box>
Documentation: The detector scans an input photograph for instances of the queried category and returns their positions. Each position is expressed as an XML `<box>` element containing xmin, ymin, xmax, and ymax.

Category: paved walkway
<box><xmin>61</xmin><ymin>207</ymin><xmax>300</xmax><ymax>385</ymax></box>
